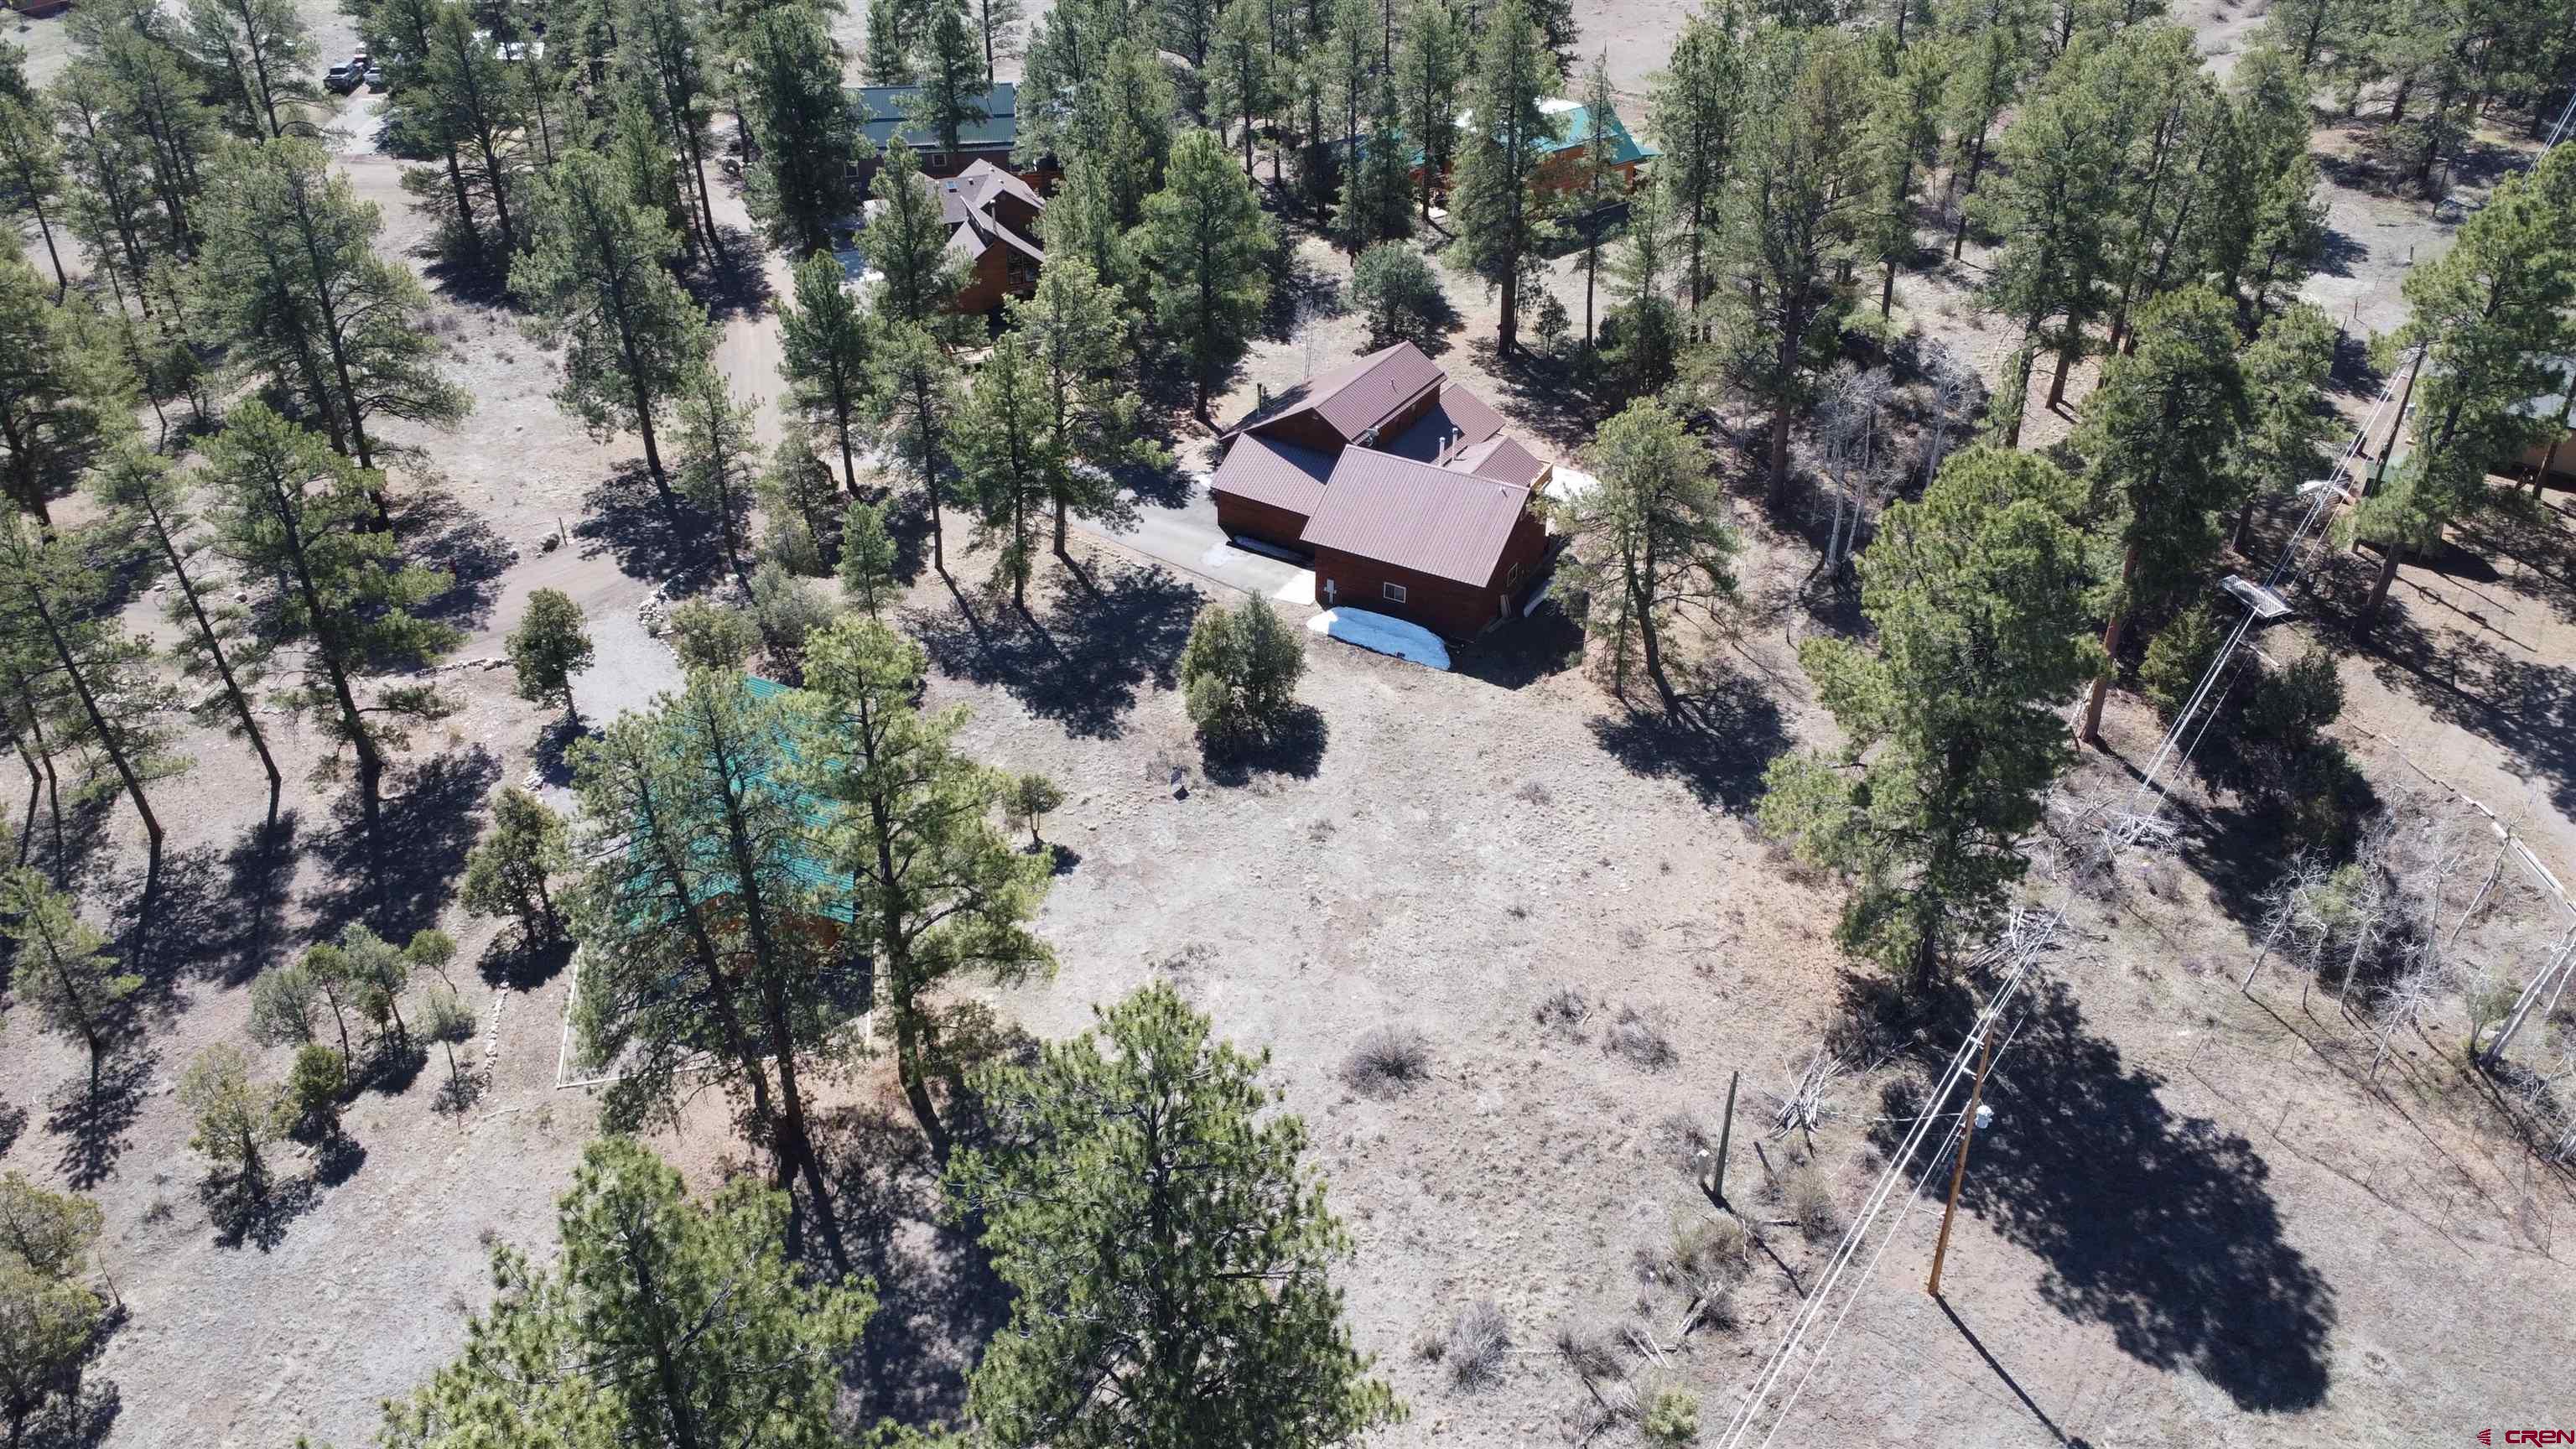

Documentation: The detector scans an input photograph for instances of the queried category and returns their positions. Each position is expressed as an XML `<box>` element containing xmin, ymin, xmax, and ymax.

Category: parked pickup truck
<box><xmin>324</xmin><ymin>55</ymin><xmax>371</xmax><ymax>93</ymax></box>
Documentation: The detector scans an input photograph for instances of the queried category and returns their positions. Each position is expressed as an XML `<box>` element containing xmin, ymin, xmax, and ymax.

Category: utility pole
<box><xmin>1708</xmin><ymin>1068</ymin><xmax>1740</xmax><ymax>1205</ymax></box>
<box><xmin>1925</xmin><ymin>1030</ymin><xmax>1992</xmax><ymax>1299</ymax></box>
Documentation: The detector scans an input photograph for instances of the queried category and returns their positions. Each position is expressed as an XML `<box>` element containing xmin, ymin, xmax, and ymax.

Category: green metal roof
<box><xmin>1541</xmin><ymin>102</ymin><xmax>1659</xmax><ymax>167</ymax></box>
<box><xmin>848</xmin><ymin>82</ymin><xmax>1019</xmax><ymax>153</ymax></box>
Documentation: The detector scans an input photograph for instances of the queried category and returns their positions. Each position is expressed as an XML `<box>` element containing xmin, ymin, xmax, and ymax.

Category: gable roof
<box><xmin>1536</xmin><ymin>98</ymin><xmax>1660</xmax><ymax>165</ymax></box>
<box><xmin>1448</xmin><ymin>435</ymin><xmax>1548</xmax><ymax>489</ymax></box>
<box><xmin>1376</xmin><ymin>382</ymin><xmax>1507</xmax><ymax>465</ymax></box>
<box><xmin>849</xmin><ymin>82</ymin><xmax>1019</xmax><ymax>153</ymax></box>
<box><xmin>1208</xmin><ymin>433</ymin><xmax>1337</xmax><ymax>516</ymax></box>
<box><xmin>1246</xmin><ymin>341</ymin><xmax>1447</xmax><ymax>447</ymax></box>
<box><xmin>1300</xmin><ymin>451</ymin><xmax>1535</xmax><ymax>588</ymax></box>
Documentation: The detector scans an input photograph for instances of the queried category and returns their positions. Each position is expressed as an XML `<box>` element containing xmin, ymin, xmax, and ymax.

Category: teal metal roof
<box><xmin>612</xmin><ymin>676</ymin><xmax>851</xmax><ymax>927</ymax></box>
<box><xmin>849</xmin><ymin>82</ymin><xmax>1019</xmax><ymax>153</ymax></box>
<box><xmin>1542</xmin><ymin>102</ymin><xmax>1659</xmax><ymax>167</ymax></box>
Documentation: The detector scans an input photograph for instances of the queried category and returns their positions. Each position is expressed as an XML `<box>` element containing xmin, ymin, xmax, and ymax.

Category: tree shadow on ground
<box><xmin>2326</xmin><ymin>330</ymin><xmax>2385</xmax><ymax>399</ymax></box>
<box><xmin>904</xmin><ymin>561</ymin><xmax>1200</xmax><ymax>739</ymax></box>
<box><xmin>2453</xmin><ymin>495</ymin><xmax>2576</xmax><ymax>625</ymax></box>
<box><xmin>816</xmin><ymin>1101</ymin><xmax>1014</xmax><ymax>1429</ymax></box>
<box><xmin>304</xmin><ymin>746</ymin><xmax>500</xmax><ymax>944</ymax></box>
<box><xmin>0</xmin><ymin>1098</ymin><xmax>24</xmax><ymax>1158</ymax></box>
<box><xmin>532</xmin><ymin>714</ymin><xmax>588</xmax><ymax>788</ymax></box>
<box><xmin>1452</xmin><ymin>599</ymin><xmax>1586</xmax><ymax>688</ymax></box>
<box><xmin>47</xmin><ymin>1045</ymin><xmax>157</xmax><ymax>1190</ymax></box>
<box><xmin>1921</xmin><ymin>979</ymin><xmax>2335</xmax><ymax>1412</ymax></box>
<box><xmin>122</xmin><ymin>818</ymin><xmax>295</xmax><ymax>1000</ymax></box>
<box><xmin>398</xmin><ymin>484</ymin><xmax>517</xmax><ymax>634</ymax></box>
<box><xmin>23</xmin><ymin>792</ymin><xmax>116</xmax><ymax>907</ymax></box>
<box><xmin>200</xmin><ymin>1165</ymin><xmax>321</xmax><ymax>1252</ymax></box>
<box><xmin>479</xmin><ymin>933</ymin><xmax>574</xmax><ymax>990</ymax></box>
<box><xmin>1464</xmin><ymin>338</ymin><xmax>1615</xmax><ymax>457</ymax></box>
<box><xmin>576</xmin><ymin>462</ymin><xmax>729</xmax><ymax>592</ymax></box>
<box><xmin>1586</xmin><ymin>666</ymin><xmax>1789</xmax><ymax>812</ymax></box>
<box><xmin>15</xmin><ymin>1370</ymin><xmax>121</xmax><ymax>1449</ymax></box>
<box><xmin>2312</xmin><ymin>224</ymin><xmax>2370</xmax><ymax>280</ymax></box>
<box><xmin>1199</xmin><ymin>704</ymin><xmax>1329</xmax><ymax>787</ymax></box>
<box><xmin>684</xmin><ymin>224</ymin><xmax>773</xmax><ymax>323</ymax></box>
<box><xmin>2310</xmin><ymin>556</ymin><xmax>2576</xmax><ymax>822</ymax></box>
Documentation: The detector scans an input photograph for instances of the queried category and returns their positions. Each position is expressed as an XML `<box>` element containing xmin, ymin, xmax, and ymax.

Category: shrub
<box><xmin>667</xmin><ymin>598</ymin><xmax>761</xmax><ymax>671</ymax></box>
<box><xmin>1603</xmin><ymin>1005</ymin><xmax>1676</xmax><ymax>1071</ymax></box>
<box><xmin>1780</xmin><ymin>1161</ymin><xmax>1838</xmax><ymax>1240</ymax></box>
<box><xmin>1349</xmin><ymin>242</ymin><xmax>1448</xmax><ymax>353</ymax></box>
<box><xmin>2139</xmin><ymin>604</ymin><xmax>2224</xmax><ymax>721</ymax></box>
<box><xmin>1534</xmin><ymin>986</ymin><xmax>1590</xmax><ymax>1039</ymax></box>
<box><xmin>1342</xmin><ymin>1026</ymin><xmax>1431</xmax><ymax>1097</ymax></box>
<box><xmin>506</xmin><ymin>588</ymin><xmax>595</xmax><ymax>724</ymax></box>
<box><xmin>750</xmin><ymin>561</ymin><xmax>834</xmax><ymax>670</ymax></box>
<box><xmin>1006</xmin><ymin>771</ymin><xmax>1066</xmax><ymax>848</ymax></box>
<box><xmin>1642</xmin><ymin>1387</ymin><xmax>1701</xmax><ymax>1446</ymax></box>
<box><xmin>284</xmin><ymin>1043</ymin><xmax>349</xmax><ymax>1140</ymax></box>
<box><xmin>1444</xmin><ymin>1300</ymin><xmax>1510</xmax><ymax>1389</ymax></box>
<box><xmin>1552</xmin><ymin>1318</ymin><xmax>1623</xmax><ymax>1382</ymax></box>
<box><xmin>1180</xmin><ymin>597</ymin><xmax>1306</xmax><ymax>747</ymax></box>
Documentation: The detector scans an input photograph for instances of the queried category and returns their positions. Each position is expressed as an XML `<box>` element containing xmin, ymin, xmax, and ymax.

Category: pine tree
<box><xmin>1179</xmin><ymin>595</ymin><xmax>1306</xmax><ymax>745</ymax></box>
<box><xmin>839</xmin><ymin>498</ymin><xmax>900</xmax><ymax>615</ymax></box>
<box><xmin>778</xmin><ymin>250</ymin><xmax>875</xmax><ymax>493</ymax></box>
<box><xmin>184</xmin><ymin>0</ymin><xmax>319</xmax><ymax>139</ymax></box>
<box><xmin>976</xmin><ymin>0</ymin><xmax>1026</xmax><ymax>82</ymax></box>
<box><xmin>0</xmin><ymin>514</ymin><xmax>181</xmax><ymax>963</ymax></box>
<box><xmin>1649</xmin><ymin>8</ymin><xmax>1744</xmax><ymax>314</ymax></box>
<box><xmin>668</xmin><ymin>364</ymin><xmax>762</xmax><ymax>587</ymax></box>
<box><xmin>1555</xmin><ymin>399</ymin><xmax>1736</xmax><ymax>709</ymax></box>
<box><xmin>1942</xmin><ymin>0</ymin><xmax>2030</xmax><ymax>262</ymax></box>
<box><xmin>63</xmin><ymin>4</ymin><xmax>220</xmax><ymax>256</ymax></box>
<box><xmin>0</xmin><ymin>259</ymin><xmax>132</xmax><ymax>524</ymax></box>
<box><xmin>1758</xmin><ymin>445</ymin><xmax>2098</xmax><ymax>992</ymax></box>
<box><xmin>948</xmin><ymin>981</ymin><xmax>1403</xmax><ymax>1446</ymax></box>
<box><xmin>796</xmin><ymin>616</ymin><xmax>1054</xmax><ymax>1156</ymax></box>
<box><xmin>1134</xmin><ymin>127</ymin><xmax>1274</xmax><ymax>422</ymax></box>
<box><xmin>381</xmin><ymin>1137</ymin><xmax>873</xmax><ymax>1449</ymax></box>
<box><xmin>1040</xmin><ymin>157</ymin><xmax>1138</xmax><ymax>299</ymax></box>
<box><xmin>745</xmin><ymin>3</ymin><xmax>871</xmax><ymax>255</ymax></box>
<box><xmin>1396</xmin><ymin>0</ymin><xmax>1466</xmax><ymax>225</ymax></box>
<box><xmin>865</xmin><ymin>141</ymin><xmax>971</xmax><ymax>337</ymax></box>
<box><xmin>569</xmin><ymin>675</ymin><xmax>858</xmax><ymax>1272</ymax></box>
<box><xmin>2072</xmin><ymin>284</ymin><xmax>2247</xmax><ymax>744</ymax></box>
<box><xmin>2354</xmin><ymin>143</ymin><xmax>2576</xmax><ymax>621</ymax></box>
<box><xmin>2225</xmin><ymin>301</ymin><xmax>2337</xmax><ymax>552</ymax></box>
<box><xmin>1446</xmin><ymin>0</ymin><xmax>1559</xmax><ymax>355</ymax></box>
<box><xmin>608</xmin><ymin>80</ymin><xmax>699</xmax><ymax>263</ymax></box>
<box><xmin>0</xmin><ymin>86</ymin><xmax>71</xmax><ymax>294</ymax></box>
<box><xmin>619</xmin><ymin>0</ymin><xmax>729</xmax><ymax>272</ymax></box>
<box><xmin>196</xmin><ymin>139</ymin><xmax>471</xmax><ymax>487</ymax></box>
<box><xmin>179</xmin><ymin>1043</ymin><xmax>287</xmax><ymax>1190</ymax></box>
<box><xmin>910</xmin><ymin>0</ymin><xmax>992</xmax><ymax>158</ymax></box>
<box><xmin>1602</xmin><ymin>186</ymin><xmax>1682</xmax><ymax>397</ymax></box>
<box><xmin>1206</xmin><ymin>0</ymin><xmax>1277</xmax><ymax>175</ymax></box>
<box><xmin>758</xmin><ymin>432</ymin><xmax>845</xmax><ymax>573</ymax></box>
<box><xmin>507</xmin><ymin>589</ymin><xmax>595</xmax><ymax>734</ymax></box>
<box><xmin>1865</xmin><ymin>36</ymin><xmax>1947</xmax><ymax>317</ymax></box>
<box><xmin>1972</xmin><ymin>43</ymin><xmax>2113</xmax><ymax>444</ymax></box>
<box><xmin>514</xmin><ymin>149</ymin><xmax>711</xmax><ymax>503</ymax></box>
<box><xmin>1</xmin><ymin>869</ymin><xmax>138</xmax><ymax>1094</ymax></box>
<box><xmin>1008</xmin><ymin>258</ymin><xmax>1167</xmax><ymax>559</ymax></box>
<box><xmin>1716</xmin><ymin>24</ymin><xmax>1872</xmax><ymax>506</ymax></box>
<box><xmin>88</xmin><ymin>448</ymin><xmax>283</xmax><ymax>828</ymax></box>
<box><xmin>867</xmin><ymin>0</ymin><xmax>923</xmax><ymax>82</ymax></box>
<box><xmin>424</xmin><ymin>2</ymin><xmax>532</xmax><ymax>261</ymax></box>
<box><xmin>461</xmin><ymin>786</ymin><xmax>570</xmax><ymax>947</ymax></box>
<box><xmin>873</xmin><ymin>321</ymin><xmax>965</xmax><ymax>573</ymax></box>
<box><xmin>199</xmin><ymin>403</ymin><xmax>460</xmax><ymax>885</ymax></box>
<box><xmin>1336</xmin><ymin>82</ymin><xmax>1415</xmax><ymax>253</ymax></box>
<box><xmin>954</xmin><ymin>334</ymin><xmax>1052</xmax><ymax>605</ymax></box>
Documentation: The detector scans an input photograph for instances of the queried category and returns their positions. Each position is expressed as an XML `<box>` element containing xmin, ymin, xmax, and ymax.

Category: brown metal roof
<box><xmin>1245</xmin><ymin>341</ymin><xmax>1446</xmax><ymax>447</ymax></box>
<box><xmin>1208</xmin><ymin>434</ymin><xmax>1337</xmax><ymax>517</ymax></box>
<box><xmin>1448</xmin><ymin>435</ymin><xmax>1548</xmax><ymax>489</ymax></box>
<box><xmin>1299</xmin><ymin>450</ymin><xmax>1534</xmax><ymax>588</ymax></box>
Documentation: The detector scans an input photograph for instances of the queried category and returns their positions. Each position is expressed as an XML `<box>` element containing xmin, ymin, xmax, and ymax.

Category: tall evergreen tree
<box><xmin>2354</xmin><ymin>144</ymin><xmax>2576</xmax><ymax>621</ymax></box>
<box><xmin>1758</xmin><ymin>445</ymin><xmax>2098</xmax><ymax>992</ymax></box>
<box><xmin>1864</xmin><ymin>36</ymin><xmax>1947</xmax><ymax>317</ymax></box>
<box><xmin>1010</xmin><ymin>258</ymin><xmax>1167</xmax><ymax>561</ymax></box>
<box><xmin>1556</xmin><ymin>399</ymin><xmax>1737</xmax><ymax>709</ymax></box>
<box><xmin>956</xmin><ymin>334</ymin><xmax>1052</xmax><ymax>605</ymax></box>
<box><xmin>1206</xmin><ymin>0</ymin><xmax>1279</xmax><ymax>175</ymax></box>
<box><xmin>864</xmin><ymin>140</ymin><xmax>971</xmax><ymax>338</ymax></box>
<box><xmin>1396</xmin><ymin>0</ymin><xmax>1466</xmax><ymax>226</ymax></box>
<box><xmin>745</xmin><ymin>3</ymin><xmax>872</xmax><ymax>255</ymax></box>
<box><xmin>197</xmin><ymin>139</ymin><xmax>470</xmax><ymax>486</ymax></box>
<box><xmin>423</xmin><ymin>2</ymin><xmax>532</xmax><ymax>261</ymax></box>
<box><xmin>0</xmin><ymin>259</ymin><xmax>132</xmax><ymax>524</ymax></box>
<box><xmin>200</xmin><ymin>403</ymin><xmax>460</xmax><ymax>879</ymax></box>
<box><xmin>2071</xmin><ymin>285</ymin><xmax>2246</xmax><ymax>744</ymax></box>
<box><xmin>909</xmin><ymin>0</ymin><xmax>992</xmax><ymax>158</ymax></box>
<box><xmin>184</xmin><ymin>0</ymin><xmax>319</xmax><ymax>139</ymax></box>
<box><xmin>948</xmin><ymin>982</ymin><xmax>1403</xmax><ymax>1446</ymax></box>
<box><xmin>1</xmin><ymin>867</ymin><xmax>138</xmax><ymax>1094</ymax></box>
<box><xmin>797</xmin><ymin>616</ymin><xmax>1055</xmax><ymax>1157</ymax></box>
<box><xmin>669</xmin><ymin>364</ymin><xmax>763</xmax><ymax>588</ymax></box>
<box><xmin>1446</xmin><ymin>0</ymin><xmax>1560</xmax><ymax>356</ymax></box>
<box><xmin>514</xmin><ymin>149</ymin><xmax>711</xmax><ymax>502</ymax></box>
<box><xmin>872</xmin><ymin>322</ymin><xmax>964</xmax><ymax>572</ymax></box>
<box><xmin>0</xmin><ymin>78</ymin><xmax>72</xmax><ymax>293</ymax></box>
<box><xmin>778</xmin><ymin>251</ymin><xmax>875</xmax><ymax>495</ymax></box>
<box><xmin>620</xmin><ymin>0</ymin><xmax>730</xmax><ymax>273</ymax></box>
<box><xmin>382</xmin><ymin>1137</ymin><xmax>873</xmax><ymax>1449</ymax></box>
<box><xmin>1133</xmin><ymin>127</ymin><xmax>1274</xmax><ymax>422</ymax></box>
<box><xmin>88</xmin><ymin>447</ymin><xmax>283</xmax><ymax>827</ymax></box>
<box><xmin>1714</xmin><ymin>23</ymin><xmax>1872</xmax><ymax>506</ymax></box>
<box><xmin>1649</xmin><ymin>8</ymin><xmax>1744</xmax><ymax>314</ymax></box>
<box><xmin>2225</xmin><ymin>300</ymin><xmax>2338</xmax><ymax>552</ymax></box>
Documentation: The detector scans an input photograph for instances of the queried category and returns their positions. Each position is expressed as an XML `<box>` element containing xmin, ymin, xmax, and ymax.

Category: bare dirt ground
<box><xmin>5</xmin><ymin>0</ymin><xmax>2576</xmax><ymax>1445</ymax></box>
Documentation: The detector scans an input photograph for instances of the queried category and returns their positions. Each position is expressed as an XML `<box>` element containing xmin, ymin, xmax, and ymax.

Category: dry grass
<box><xmin>1443</xmin><ymin>1301</ymin><xmax>1513</xmax><ymax>1390</ymax></box>
<box><xmin>1535</xmin><ymin>986</ymin><xmax>1592</xmax><ymax>1041</ymax></box>
<box><xmin>1343</xmin><ymin>1026</ymin><xmax>1432</xmax><ymax>1097</ymax></box>
<box><xmin>1603</xmin><ymin>1006</ymin><xmax>1677</xmax><ymax>1071</ymax></box>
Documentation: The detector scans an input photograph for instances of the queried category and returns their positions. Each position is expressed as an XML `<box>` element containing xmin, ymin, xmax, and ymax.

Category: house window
<box><xmin>1381</xmin><ymin>582</ymin><xmax>1408</xmax><ymax>604</ymax></box>
<box><xmin>925</xmin><ymin>152</ymin><xmax>948</xmax><ymax>169</ymax></box>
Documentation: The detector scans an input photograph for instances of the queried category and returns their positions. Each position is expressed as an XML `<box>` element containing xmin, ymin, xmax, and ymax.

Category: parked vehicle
<box><xmin>325</xmin><ymin>60</ymin><xmax>364</xmax><ymax>93</ymax></box>
<box><xmin>365</xmin><ymin>65</ymin><xmax>385</xmax><ymax>89</ymax></box>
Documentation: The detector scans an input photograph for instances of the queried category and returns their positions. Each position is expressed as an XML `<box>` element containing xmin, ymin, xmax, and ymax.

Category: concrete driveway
<box><xmin>1083</xmin><ymin>474</ymin><xmax>1316</xmax><ymax>610</ymax></box>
